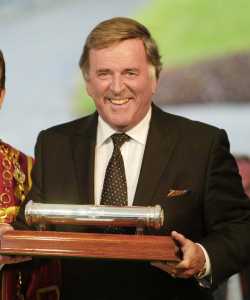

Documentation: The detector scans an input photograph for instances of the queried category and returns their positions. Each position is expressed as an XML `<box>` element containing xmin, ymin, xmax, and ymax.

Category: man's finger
<box><xmin>171</xmin><ymin>231</ymin><xmax>188</xmax><ymax>247</ymax></box>
<box><xmin>0</xmin><ymin>224</ymin><xmax>14</xmax><ymax>234</ymax></box>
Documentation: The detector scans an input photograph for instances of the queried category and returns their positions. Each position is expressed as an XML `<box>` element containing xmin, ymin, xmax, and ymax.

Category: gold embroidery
<box><xmin>2</xmin><ymin>157</ymin><xmax>11</xmax><ymax>169</ymax></box>
<box><xmin>0</xmin><ymin>142</ymin><xmax>27</xmax><ymax>222</ymax></box>
<box><xmin>2</xmin><ymin>169</ymin><xmax>12</xmax><ymax>181</ymax></box>
<box><xmin>0</xmin><ymin>206</ymin><xmax>20</xmax><ymax>223</ymax></box>
<box><xmin>0</xmin><ymin>193</ymin><xmax>11</xmax><ymax>205</ymax></box>
<box><xmin>27</xmin><ymin>155</ymin><xmax>33</xmax><ymax>191</ymax></box>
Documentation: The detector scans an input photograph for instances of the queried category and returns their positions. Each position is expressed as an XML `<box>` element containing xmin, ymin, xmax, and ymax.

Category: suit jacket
<box><xmin>16</xmin><ymin>104</ymin><xmax>250</xmax><ymax>300</ymax></box>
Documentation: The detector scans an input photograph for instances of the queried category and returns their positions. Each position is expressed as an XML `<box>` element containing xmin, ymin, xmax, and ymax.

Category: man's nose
<box><xmin>110</xmin><ymin>75</ymin><xmax>124</xmax><ymax>94</ymax></box>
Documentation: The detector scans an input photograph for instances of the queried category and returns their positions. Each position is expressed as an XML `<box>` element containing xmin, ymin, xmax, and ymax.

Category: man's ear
<box><xmin>0</xmin><ymin>89</ymin><xmax>5</xmax><ymax>109</ymax></box>
<box><xmin>151</xmin><ymin>78</ymin><xmax>158</xmax><ymax>95</ymax></box>
<box><xmin>149</xmin><ymin>66</ymin><xmax>159</xmax><ymax>95</ymax></box>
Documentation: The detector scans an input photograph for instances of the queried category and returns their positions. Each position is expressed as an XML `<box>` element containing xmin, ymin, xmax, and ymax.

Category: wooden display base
<box><xmin>0</xmin><ymin>230</ymin><xmax>179</xmax><ymax>262</ymax></box>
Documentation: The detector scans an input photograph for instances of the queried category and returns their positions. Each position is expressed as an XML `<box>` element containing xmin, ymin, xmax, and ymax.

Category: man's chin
<box><xmin>108</xmin><ymin>119</ymin><xmax>133</xmax><ymax>132</ymax></box>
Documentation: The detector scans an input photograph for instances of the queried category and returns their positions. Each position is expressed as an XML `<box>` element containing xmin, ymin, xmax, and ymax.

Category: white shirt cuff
<box><xmin>196</xmin><ymin>243</ymin><xmax>211</xmax><ymax>278</ymax></box>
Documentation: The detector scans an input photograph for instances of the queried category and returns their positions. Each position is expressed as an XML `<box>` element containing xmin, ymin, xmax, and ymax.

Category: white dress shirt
<box><xmin>94</xmin><ymin>107</ymin><xmax>152</xmax><ymax>206</ymax></box>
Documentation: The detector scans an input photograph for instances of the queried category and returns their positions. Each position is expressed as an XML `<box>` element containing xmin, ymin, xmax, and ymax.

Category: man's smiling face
<box><xmin>86</xmin><ymin>38</ymin><xmax>157</xmax><ymax>131</ymax></box>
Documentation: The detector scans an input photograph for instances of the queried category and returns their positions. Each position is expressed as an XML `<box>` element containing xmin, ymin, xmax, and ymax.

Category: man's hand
<box><xmin>151</xmin><ymin>231</ymin><xmax>206</xmax><ymax>279</ymax></box>
<box><xmin>0</xmin><ymin>223</ymin><xmax>32</xmax><ymax>265</ymax></box>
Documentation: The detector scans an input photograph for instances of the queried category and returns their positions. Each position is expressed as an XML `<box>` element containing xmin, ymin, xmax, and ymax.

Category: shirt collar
<box><xmin>96</xmin><ymin>106</ymin><xmax>152</xmax><ymax>147</ymax></box>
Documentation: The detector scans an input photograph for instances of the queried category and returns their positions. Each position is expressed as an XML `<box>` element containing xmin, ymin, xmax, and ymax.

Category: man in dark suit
<box><xmin>4</xmin><ymin>17</ymin><xmax>250</xmax><ymax>300</ymax></box>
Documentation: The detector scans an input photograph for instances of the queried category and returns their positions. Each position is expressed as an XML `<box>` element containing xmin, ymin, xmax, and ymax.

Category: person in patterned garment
<box><xmin>0</xmin><ymin>50</ymin><xmax>60</xmax><ymax>300</ymax></box>
<box><xmin>0</xmin><ymin>49</ymin><xmax>33</xmax><ymax>254</ymax></box>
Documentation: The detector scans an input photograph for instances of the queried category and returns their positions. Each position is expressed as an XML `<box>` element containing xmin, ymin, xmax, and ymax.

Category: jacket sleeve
<box><xmin>200</xmin><ymin>129</ymin><xmax>250</xmax><ymax>287</ymax></box>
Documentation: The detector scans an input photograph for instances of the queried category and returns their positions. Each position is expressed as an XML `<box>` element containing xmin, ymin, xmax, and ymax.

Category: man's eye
<box><xmin>126</xmin><ymin>71</ymin><xmax>137</xmax><ymax>77</ymax></box>
<box><xmin>97</xmin><ymin>72</ymin><xmax>109</xmax><ymax>78</ymax></box>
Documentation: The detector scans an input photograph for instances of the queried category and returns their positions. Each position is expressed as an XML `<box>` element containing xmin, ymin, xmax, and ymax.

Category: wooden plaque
<box><xmin>0</xmin><ymin>230</ymin><xmax>179</xmax><ymax>261</ymax></box>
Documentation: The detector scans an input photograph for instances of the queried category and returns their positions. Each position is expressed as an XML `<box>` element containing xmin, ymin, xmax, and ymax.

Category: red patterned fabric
<box><xmin>26</xmin><ymin>260</ymin><xmax>61</xmax><ymax>300</ymax></box>
<box><xmin>0</xmin><ymin>141</ymin><xmax>61</xmax><ymax>300</ymax></box>
<box><xmin>2</xmin><ymin>260</ymin><xmax>61</xmax><ymax>300</ymax></box>
<box><xmin>0</xmin><ymin>141</ymin><xmax>31</xmax><ymax>224</ymax></box>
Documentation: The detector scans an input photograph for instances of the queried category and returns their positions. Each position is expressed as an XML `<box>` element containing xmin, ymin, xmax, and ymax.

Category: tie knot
<box><xmin>111</xmin><ymin>133</ymin><xmax>130</xmax><ymax>148</ymax></box>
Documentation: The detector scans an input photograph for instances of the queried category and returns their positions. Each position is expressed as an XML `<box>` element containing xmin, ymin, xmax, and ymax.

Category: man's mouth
<box><xmin>106</xmin><ymin>97</ymin><xmax>131</xmax><ymax>105</ymax></box>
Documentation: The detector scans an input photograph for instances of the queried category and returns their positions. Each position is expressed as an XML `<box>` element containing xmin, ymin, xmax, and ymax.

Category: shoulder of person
<box><xmin>39</xmin><ymin>111</ymin><xmax>98</xmax><ymax>138</ymax></box>
<box><xmin>0</xmin><ymin>140</ymin><xmax>27</xmax><ymax>160</ymax></box>
<box><xmin>2</xmin><ymin>141</ymin><xmax>33</xmax><ymax>164</ymax></box>
<box><xmin>153</xmin><ymin>104</ymin><xmax>223</xmax><ymax>140</ymax></box>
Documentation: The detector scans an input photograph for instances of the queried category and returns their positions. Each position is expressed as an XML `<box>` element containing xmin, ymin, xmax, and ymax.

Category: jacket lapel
<box><xmin>71</xmin><ymin>113</ymin><xmax>98</xmax><ymax>205</ymax></box>
<box><xmin>133</xmin><ymin>105</ymin><xmax>179</xmax><ymax>206</ymax></box>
